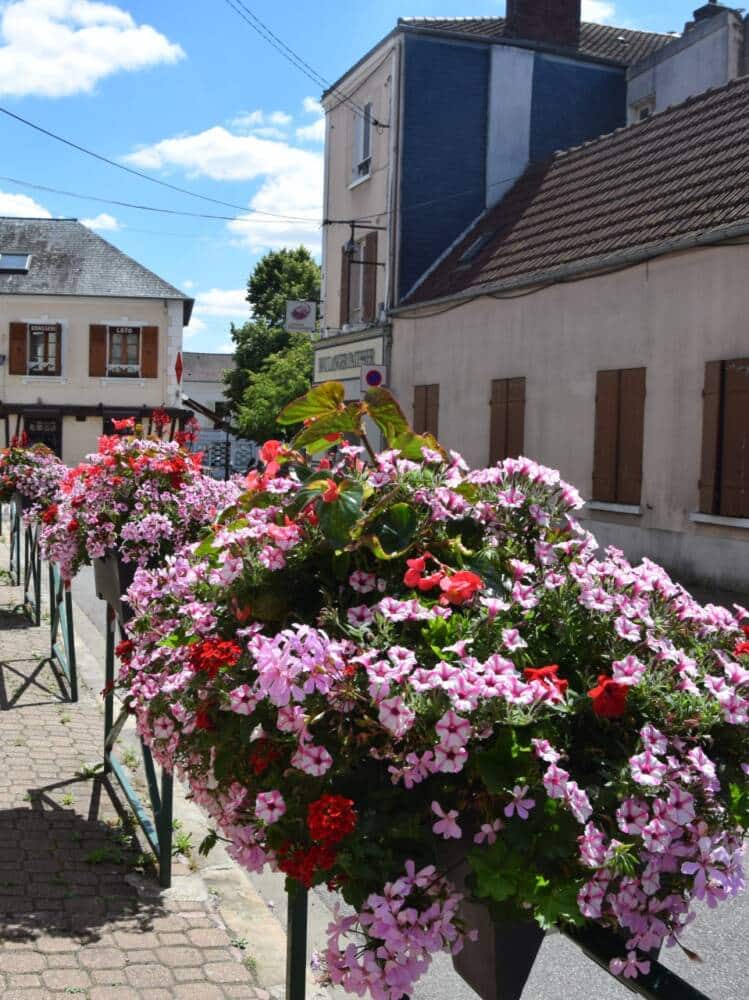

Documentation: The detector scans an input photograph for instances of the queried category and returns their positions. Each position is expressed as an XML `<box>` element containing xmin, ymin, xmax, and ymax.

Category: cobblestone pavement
<box><xmin>0</xmin><ymin>564</ymin><xmax>274</xmax><ymax>999</ymax></box>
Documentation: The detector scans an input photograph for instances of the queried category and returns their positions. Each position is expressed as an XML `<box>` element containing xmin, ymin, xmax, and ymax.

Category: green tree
<box><xmin>225</xmin><ymin>246</ymin><xmax>320</xmax><ymax>414</ymax></box>
<box><xmin>236</xmin><ymin>334</ymin><xmax>314</xmax><ymax>443</ymax></box>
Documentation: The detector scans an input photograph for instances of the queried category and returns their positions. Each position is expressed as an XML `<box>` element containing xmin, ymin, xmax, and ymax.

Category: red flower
<box><xmin>195</xmin><ymin>706</ymin><xmax>216</xmax><ymax>731</ymax></box>
<box><xmin>41</xmin><ymin>504</ymin><xmax>58</xmax><ymax>524</ymax></box>
<box><xmin>734</xmin><ymin>641</ymin><xmax>749</xmax><ymax>657</ymax></box>
<box><xmin>321</xmin><ymin>479</ymin><xmax>341</xmax><ymax>503</ymax></box>
<box><xmin>307</xmin><ymin>795</ymin><xmax>357</xmax><ymax>847</ymax></box>
<box><xmin>324</xmin><ymin>432</ymin><xmax>343</xmax><ymax>443</ymax></box>
<box><xmin>278</xmin><ymin>843</ymin><xmax>337</xmax><ymax>888</ymax></box>
<box><xmin>404</xmin><ymin>555</ymin><xmax>427</xmax><ymax>587</ymax></box>
<box><xmin>260</xmin><ymin>440</ymin><xmax>283</xmax><ymax>464</ymax></box>
<box><xmin>524</xmin><ymin>664</ymin><xmax>568</xmax><ymax>696</ymax></box>
<box><xmin>151</xmin><ymin>407</ymin><xmax>171</xmax><ymax>430</ymax></box>
<box><xmin>66</xmin><ymin>519</ymin><xmax>79</xmax><ymax>533</ymax></box>
<box><xmin>588</xmin><ymin>675</ymin><xmax>628</xmax><ymax>718</ymax></box>
<box><xmin>115</xmin><ymin>639</ymin><xmax>135</xmax><ymax>662</ymax></box>
<box><xmin>439</xmin><ymin>570</ymin><xmax>483</xmax><ymax>605</ymax></box>
<box><xmin>742</xmin><ymin>624</ymin><xmax>749</xmax><ymax>638</ymax></box>
<box><xmin>248</xmin><ymin>738</ymin><xmax>281</xmax><ymax>776</ymax></box>
<box><xmin>112</xmin><ymin>417</ymin><xmax>135</xmax><ymax>431</ymax></box>
<box><xmin>190</xmin><ymin>638</ymin><xmax>242</xmax><ymax>679</ymax></box>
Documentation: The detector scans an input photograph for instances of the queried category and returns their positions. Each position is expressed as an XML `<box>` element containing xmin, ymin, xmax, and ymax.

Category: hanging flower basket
<box><xmin>118</xmin><ymin>384</ymin><xmax>749</xmax><ymax>1000</ymax></box>
<box><xmin>0</xmin><ymin>440</ymin><xmax>64</xmax><ymax>519</ymax></box>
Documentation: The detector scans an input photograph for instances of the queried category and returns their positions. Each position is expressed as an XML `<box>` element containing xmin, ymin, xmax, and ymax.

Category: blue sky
<box><xmin>0</xmin><ymin>1</ymin><xmax>694</xmax><ymax>351</ymax></box>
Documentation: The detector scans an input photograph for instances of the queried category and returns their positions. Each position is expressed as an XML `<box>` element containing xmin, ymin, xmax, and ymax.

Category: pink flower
<box><xmin>255</xmin><ymin>790</ymin><xmax>285</xmax><ymax>824</ymax></box>
<box><xmin>614</xmin><ymin>616</ymin><xmax>641</xmax><ymax>642</ymax></box>
<box><xmin>434</xmin><ymin>709</ymin><xmax>471</xmax><ymax>749</ymax></box>
<box><xmin>152</xmin><ymin>716</ymin><xmax>174</xmax><ymax>740</ymax></box>
<box><xmin>543</xmin><ymin>763</ymin><xmax>569</xmax><ymax>799</ymax></box>
<box><xmin>228</xmin><ymin>684</ymin><xmax>256</xmax><ymax>715</ymax></box>
<box><xmin>349</xmin><ymin>570</ymin><xmax>376</xmax><ymax>593</ymax></box>
<box><xmin>502</xmin><ymin>628</ymin><xmax>527</xmax><ymax>652</ymax></box>
<box><xmin>609</xmin><ymin>952</ymin><xmax>651</xmax><ymax>979</ymax></box>
<box><xmin>259</xmin><ymin>546</ymin><xmax>286</xmax><ymax>571</ymax></box>
<box><xmin>431</xmin><ymin>801</ymin><xmax>462</xmax><ymax>839</ymax></box>
<box><xmin>612</xmin><ymin>655</ymin><xmax>646</xmax><ymax>686</ymax></box>
<box><xmin>291</xmin><ymin>743</ymin><xmax>333</xmax><ymax>776</ymax></box>
<box><xmin>378</xmin><ymin>695</ymin><xmax>415</xmax><ymax>738</ymax></box>
<box><xmin>630</xmin><ymin>750</ymin><xmax>667</xmax><ymax>787</ymax></box>
<box><xmin>504</xmin><ymin>785</ymin><xmax>535</xmax><ymax>820</ymax></box>
<box><xmin>474</xmin><ymin>820</ymin><xmax>502</xmax><ymax>845</ymax></box>
<box><xmin>347</xmin><ymin>604</ymin><xmax>374</xmax><ymax>626</ymax></box>
<box><xmin>433</xmin><ymin>744</ymin><xmax>468</xmax><ymax>773</ymax></box>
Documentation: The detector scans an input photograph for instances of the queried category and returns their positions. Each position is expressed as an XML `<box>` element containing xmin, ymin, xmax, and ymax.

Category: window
<box><xmin>0</xmin><ymin>253</ymin><xmax>30</xmax><ymax>272</ymax></box>
<box><xmin>108</xmin><ymin>325</ymin><xmax>140</xmax><ymax>377</ymax></box>
<box><xmin>592</xmin><ymin>368</ymin><xmax>646</xmax><ymax>505</ymax></box>
<box><xmin>352</xmin><ymin>102</ymin><xmax>373</xmax><ymax>181</ymax></box>
<box><xmin>24</xmin><ymin>415</ymin><xmax>61</xmax><ymax>456</ymax></box>
<box><xmin>699</xmin><ymin>359</ymin><xmax>749</xmax><ymax>517</ymax></box>
<box><xmin>630</xmin><ymin>97</ymin><xmax>655</xmax><ymax>123</ymax></box>
<box><xmin>339</xmin><ymin>232</ymin><xmax>378</xmax><ymax>328</ymax></box>
<box><xmin>28</xmin><ymin>323</ymin><xmax>60</xmax><ymax>375</ymax></box>
<box><xmin>414</xmin><ymin>384</ymin><xmax>439</xmax><ymax>437</ymax></box>
<box><xmin>489</xmin><ymin>378</ymin><xmax>525</xmax><ymax>464</ymax></box>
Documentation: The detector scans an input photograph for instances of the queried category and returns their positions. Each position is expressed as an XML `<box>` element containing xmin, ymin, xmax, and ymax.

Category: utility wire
<box><xmin>0</xmin><ymin>174</ymin><xmax>321</xmax><ymax>226</ymax></box>
<box><xmin>221</xmin><ymin>0</ymin><xmax>388</xmax><ymax>127</ymax></box>
<box><xmin>0</xmin><ymin>105</ymin><xmax>316</xmax><ymax>224</ymax></box>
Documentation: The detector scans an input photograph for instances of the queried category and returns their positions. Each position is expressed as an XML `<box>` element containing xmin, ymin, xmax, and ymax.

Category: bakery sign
<box><xmin>314</xmin><ymin>335</ymin><xmax>384</xmax><ymax>381</ymax></box>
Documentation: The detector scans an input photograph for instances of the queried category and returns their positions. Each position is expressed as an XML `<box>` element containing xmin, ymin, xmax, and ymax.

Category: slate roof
<box><xmin>405</xmin><ymin>74</ymin><xmax>749</xmax><ymax>307</ymax></box>
<box><xmin>0</xmin><ymin>217</ymin><xmax>193</xmax><ymax>323</ymax></box>
<box><xmin>183</xmin><ymin>352</ymin><xmax>234</xmax><ymax>382</ymax></box>
<box><xmin>398</xmin><ymin>16</ymin><xmax>676</xmax><ymax>67</ymax></box>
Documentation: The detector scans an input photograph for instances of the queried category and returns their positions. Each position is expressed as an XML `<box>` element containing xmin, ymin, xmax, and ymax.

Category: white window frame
<box><xmin>631</xmin><ymin>96</ymin><xmax>655</xmax><ymax>123</ymax></box>
<box><xmin>351</xmin><ymin>102</ymin><xmax>373</xmax><ymax>183</ymax></box>
<box><xmin>106</xmin><ymin>324</ymin><xmax>142</xmax><ymax>378</ymax></box>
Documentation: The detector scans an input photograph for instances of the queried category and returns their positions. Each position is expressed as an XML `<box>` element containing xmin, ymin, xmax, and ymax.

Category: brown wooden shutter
<box><xmin>699</xmin><ymin>361</ymin><xmax>722</xmax><ymax>515</ymax></box>
<box><xmin>506</xmin><ymin>377</ymin><xmax>525</xmax><ymax>459</ymax></box>
<box><xmin>413</xmin><ymin>384</ymin><xmax>427</xmax><ymax>433</ymax></box>
<box><xmin>362</xmin><ymin>232</ymin><xmax>378</xmax><ymax>324</ymax></box>
<box><xmin>339</xmin><ymin>247</ymin><xmax>351</xmax><ymax>327</ymax></box>
<box><xmin>592</xmin><ymin>370</ymin><xmax>619</xmax><ymax>502</ymax></box>
<box><xmin>89</xmin><ymin>324</ymin><xmax>107</xmax><ymax>377</ymax></box>
<box><xmin>53</xmin><ymin>323</ymin><xmax>62</xmax><ymax>376</ymax></box>
<box><xmin>617</xmin><ymin>367</ymin><xmax>646</xmax><ymax>506</ymax></box>
<box><xmin>8</xmin><ymin>322</ymin><xmax>27</xmax><ymax>375</ymax></box>
<box><xmin>141</xmin><ymin>326</ymin><xmax>159</xmax><ymax>378</ymax></box>
<box><xmin>489</xmin><ymin>379</ymin><xmax>508</xmax><ymax>464</ymax></box>
<box><xmin>425</xmin><ymin>384</ymin><xmax>439</xmax><ymax>437</ymax></box>
<box><xmin>718</xmin><ymin>358</ymin><xmax>749</xmax><ymax>518</ymax></box>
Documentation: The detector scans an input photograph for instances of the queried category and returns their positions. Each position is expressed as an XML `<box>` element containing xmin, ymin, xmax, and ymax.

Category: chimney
<box><xmin>505</xmin><ymin>0</ymin><xmax>581</xmax><ymax>49</ymax></box>
<box><xmin>693</xmin><ymin>1</ymin><xmax>727</xmax><ymax>21</ymax></box>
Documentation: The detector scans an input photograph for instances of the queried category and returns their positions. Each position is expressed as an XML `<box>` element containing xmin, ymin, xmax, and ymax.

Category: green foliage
<box><xmin>236</xmin><ymin>335</ymin><xmax>314</xmax><ymax>443</ymax></box>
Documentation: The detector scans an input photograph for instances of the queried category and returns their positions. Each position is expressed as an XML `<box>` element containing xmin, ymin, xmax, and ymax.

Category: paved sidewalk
<box><xmin>0</xmin><ymin>542</ymin><xmax>285</xmax><ymax>999</ymax></box>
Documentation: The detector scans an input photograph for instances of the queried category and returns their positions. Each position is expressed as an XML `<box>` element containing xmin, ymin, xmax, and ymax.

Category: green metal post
<box><xmin>48</xmin><ymin>564</ymin><xmax>78</xmax><ymax>702</ymax></box>
<box><xmin>9</xmin><ymin>500</ymin><xmax>21</xmax><ymax>585</ymax></box>
<box><xmin>23</xmin><ymin>523</ymin><xmax>41</xmax><ymax>625</ymax></box>
<box><xmin>158</xmin><ymin>770</ymin><xmax>174</xmax><ymax>889</ymax></box>
<box><xmin>103</xmin><ymin>605</ymin><xmax>116</xmax><ymax>775</ymax></box>
<box><xmin>286</xmin><ymin>887</ymin><xmax>309</xmax><ymax>1000</ymax></box>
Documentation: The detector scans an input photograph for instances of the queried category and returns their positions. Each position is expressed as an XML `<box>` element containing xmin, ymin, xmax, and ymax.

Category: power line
<box><xmin>0</xmin><ymin>175</ymin><xmax>321</xmax><ymax>226</ymax></box>
<box><xmin>221</xmin><ymin>0</ymin><xmax>388</xmax><ymax>127</ymax></box>
<box><xmin>0</xmin><ymin>105</ymin><xmax>315</xmax><ymax>223</ymax></box>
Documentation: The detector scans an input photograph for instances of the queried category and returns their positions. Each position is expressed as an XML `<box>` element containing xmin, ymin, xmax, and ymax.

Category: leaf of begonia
<box><xmin>370</xmin><ymin>503</ymin><xmax>419</xmax><ymax>555</ymax></box>
<box><xmin>318</xmin><ymin>481</ymin><xmax>364</xmax><ymax>548</ymax></box>
<box><xmin>390</xmin><ymin>430</ymin><xmax>447</xmax><ymax>462</ymax></box>
<box><xmin>277</xmin><ymin>382</ymin><xmax>346</xmax><ymax>425</ymax></box>
<box><xmin>291</xmin><ymin>407</ymin><xmax>361</xmax><ymax>449</ymax></box>
<box><xmin>363</xmin><ymin>388</ymin><xmax>410</xmax><ymax>445</ymax></box>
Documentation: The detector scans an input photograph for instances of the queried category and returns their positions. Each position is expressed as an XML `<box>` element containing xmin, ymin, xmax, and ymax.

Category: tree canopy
<box><xmin>235</xmin><ymin>334</ymin><xmax>314</xmax><ymax>443</ymax></box>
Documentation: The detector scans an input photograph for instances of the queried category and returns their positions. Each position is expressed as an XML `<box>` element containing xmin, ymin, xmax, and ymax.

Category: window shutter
<box><xmin>141</xmin><ymin>326</ymin><xmax>159</xmax><ymax>378</ymax></box>
<box><xmin>8</xmin><ymin>322</ymin><xmax>27</xmax><ymax>375</ymax></box>
<box><xmin>425</xmin><ymin>384</ymin><xmax>440</xmax><ymax>438</ymax></box>
<box><xmin>592</xmin><ymin>370</ymin><xmax>619</xmax><ymax>502</ymax></box>
<box><xmin>718</xmin><ymin>358</ymin><xmax>749</xmax><ymax>518</ymax></box>
<box><xmin>413</xmin><ymin>384</ymin><xmax>427</xmax><ymax>434</ymax></box>
<box><xmin>339</xmin><ymin>247</ymin><xmax>351</xmax><ymax>328</ymax></box>
<box><xmin>698</xmin><ymin>361</ymin><xmax>722</xmax><ymax>514</ymax></box>
<box><xmin>362</xmin><ymin>232</ymin><xmax>378</xmax><ymax>324</ymax></box>
<box><xmin>52</xmin><ymin>323</ymin><xmax>62</xmax><ymax>376</ymax></box>
<box><xmin>489</xmin><ymin>379</ymin><xmax>508</xmax><ymax>464</ymax></box>
<box><xmin>89</xmin><ymin>325</ymin><xmax>107</xmax><ymax>377</ymax></box>
<box><xmin>616</xmin><ymin>368</ymin><xmax>646</xmax><ymax>506</ymax></box>
<box><xmin>506</xmin><ymin>377</ymin><xmax>526</xmax><ymax>459</ymax></box>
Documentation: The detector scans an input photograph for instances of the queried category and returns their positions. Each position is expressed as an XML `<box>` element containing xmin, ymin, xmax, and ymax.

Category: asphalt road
<box><xmin>71</xmin><ymin>567</ymin><xmax>749</xmax><ymax>1000</ymax></box>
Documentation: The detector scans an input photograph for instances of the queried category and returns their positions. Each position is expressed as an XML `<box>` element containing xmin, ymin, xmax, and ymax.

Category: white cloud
<box><xmin>0</xmin><ymin>0</ymin><xmax>184</xmax><ymax>98</ymax></box>
<box><xmin>182</xmin><ymin>279</ymin><xmax>195</xmax><ymax>290</ymax></box>
<box><xmin>184</xmin><ymin>315</ymin><xmax>206</xmax><ymax>338</ymax></box>
<box><xmin>193</xmin><ymin>288</ymin><xmax>249</xmax><ymax>318</ymax></box>
<box><xmin>214</xmin><ymin>342</ymin><xmax>234</xmax><ymax>354</ymax></box>
<box><xmin>303</xmin><ymin>96</ymin><xmax>321</xmax><ymax>115</ymax></box>
<box><xmin>81</xmin><ymin>212</ymin><xmax>119</xmax><ymax>231</ymax></box>
<box><xmin>125</xmin><ymin>122</ymin><xmax>323</xmax><ymax>254</ymax></box>
<box><xmin>581</xmin><ymin>1</ymin><xmax>616</xmax><ymax>23</ymax></box>
<box><xmin>297</xmin><ymin>97</ymin><xmax>325</xmax><ymax>143</ymax></box>
<box><xmin>0</xmin><ymin>190</ymin><xmax>51</xmax><ymax>217</ymax></box>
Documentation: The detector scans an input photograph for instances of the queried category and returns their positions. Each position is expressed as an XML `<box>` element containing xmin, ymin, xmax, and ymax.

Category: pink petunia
<box><xmin>504</xmin><ymin>785</ymin><xmax>535</xmax><ymax>820</ymax></box>
<box><xmin>378</xmin><ymin>695</ymin><xmax>416</xmax><ymax>738</ymax></box>
<box><xmin>255</xmin><ymin>790</ymin><xmax>286</xmax><ymax>824</ymax></box>
<box><xmin>431</xmin><ymin>801</ymin><xmax>462</xmax><ymax>839</ymax></box>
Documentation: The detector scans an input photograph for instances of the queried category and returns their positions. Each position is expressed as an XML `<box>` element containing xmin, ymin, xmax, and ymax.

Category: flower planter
<box><xmin>12</xmin><ymin>489</ymin><xmax>33</xmax><ymax>513</ymax></box>
<box><xmin>438</xmin><ymin>843</ymin><xmax>544</xmax><ymax>1000</ymax></box>
<box><xmin>93</xmin><ymin>552</ymin><xmax>137</xmax><ymax>623</ymax></box>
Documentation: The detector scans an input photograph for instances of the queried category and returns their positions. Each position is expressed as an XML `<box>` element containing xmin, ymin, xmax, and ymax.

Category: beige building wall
<box><xmin>392</xmin><ymin>245</ymin><xmax>749</xmax><ymax>592</ymax></box>
<box><xmin>321</xmin><ymin>37</ymin><xmax>399</xmax><ymax>335</ymax></box>
<box><xmin>0</xmin><ymin>294</ymin><xmax>184</xmax><ymax>465</ymax></box>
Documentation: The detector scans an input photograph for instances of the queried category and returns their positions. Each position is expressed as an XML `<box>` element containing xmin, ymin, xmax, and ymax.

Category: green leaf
<box><xmin>391</xmin><ymin>430</ymin><xmax>447</xmax><ymax>462</ymax></box>
<box><xmin>291</xmin><ymin>406</ymin><xmax>360</xmax><ymax>448</ymax></box>
<box><xmin>364</xmin><ymin>388</ymin><xmax>410</xmax><ymax>445</ymax></box>
<box><xmin>371</xmin><ymin>503</ymin><xmax>419</xmax><ymax>555</ymax></box>
<box><xmin>199</xmin><ymin>831</ymin><xmax>218</xmax><ymax>857</ymax></box>
<box><xmin>317</xmin><ymin>480</ymin><xmax>364</xmax><ymax>548</ymax></box>
<box><xmin>277</xmin><ymin>381</ymin><xmax>345</xmax><ymax>425</ymax></box>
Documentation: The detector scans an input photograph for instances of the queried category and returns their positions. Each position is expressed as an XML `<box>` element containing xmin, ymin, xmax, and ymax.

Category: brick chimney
<box><xmin>505</xmin><ymin>0</ymin><xmax>581</xmax><ymax>49</ymax></box>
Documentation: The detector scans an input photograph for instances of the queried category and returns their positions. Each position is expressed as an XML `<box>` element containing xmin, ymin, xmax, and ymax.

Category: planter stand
<box><xmin>286</xmin><ymin>887</ymin><xmax>309</xmax><ymax>1000</ymax></box>
<box><xmin>8</xmin><ymin>495</ymin><xmax>21</xmax><ymax>586</ymax></box>
<box><xmin>44</xmin><ymin>563</ymin><xmax>78</xmax><ymax>702</ymax></box>
<box><xmin>21</xmin><ymin>521</ymin><xmax>42</xmax><ymax>626</ymax></box>
<box><xmin>96</xmin><ymin>555</ymin><xmax>174</xmax><ymax>888</ymax></box>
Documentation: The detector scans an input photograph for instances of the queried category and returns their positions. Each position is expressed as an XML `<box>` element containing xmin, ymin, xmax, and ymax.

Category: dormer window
<box><xmin>0</xmin><ymin>253</ymin><xmax>30</xmax><ymax>273</ymax></box>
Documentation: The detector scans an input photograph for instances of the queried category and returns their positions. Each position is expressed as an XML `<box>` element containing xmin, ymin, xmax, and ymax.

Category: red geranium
<box><xmin>249</xmin><ymin>738</ymin><xmax>282</xmax><ymax>776</ymax></box>
<box><xmin>307</xmin><ymin>794</ymin><xmax>357</xmax><ymax>846</ymax></box>
<box><xmin>524</xmin><ymin>664</ymin><xmax>568</xmax><ymax>696</ymax></box>
<box><xmin>278</xmin><ymin>843</ymin><xmax>337</xmax><ymax>888</ymax></box>
<box><xmin>195</xmin><ymin>706</ymin><xmax>216</xmax><ymax>731</ymax></box>
<box><xmin>41</xmin><ymin>504</ymin><xmax>58</xmax><ymax>524</ymax></box>
<box><xmin>734</xmin><ymin>641</ymin><xmax>749</xmax><ymax>657</ymax></box>
<box><xmin>112</xmin><ymin>417</ymin><xmax>135</xmax><ymax>431</ymax></box>
<box><xmin>190</xmin><ymin>638</ymin><xmax>242</xmax><ymax>679</ymax></box>
<box><xmin>115</xmin><ymin>639</ymin><xmax>135</xmax><ymax>663</ymax></box>
<box><xmin>439</xmin><ymin>570</ymin><xmax>483</xmax><ymax>605</ymax></box>
<box><xmin>588</xmin><ymin>675</ymin><xmax>628</xmax><ymax>718</ymax></box>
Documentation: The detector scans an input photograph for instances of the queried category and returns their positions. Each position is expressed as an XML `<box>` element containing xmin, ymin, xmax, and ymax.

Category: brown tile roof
<box><xmin>398</xmin><ymin>16</ymin><xmax>676</xmax><ymax>67</ymax></box>
<box><xmin>405</xmin><ymin>75</ymin><xmax>749</xmax><ymax>307</ymax></box>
